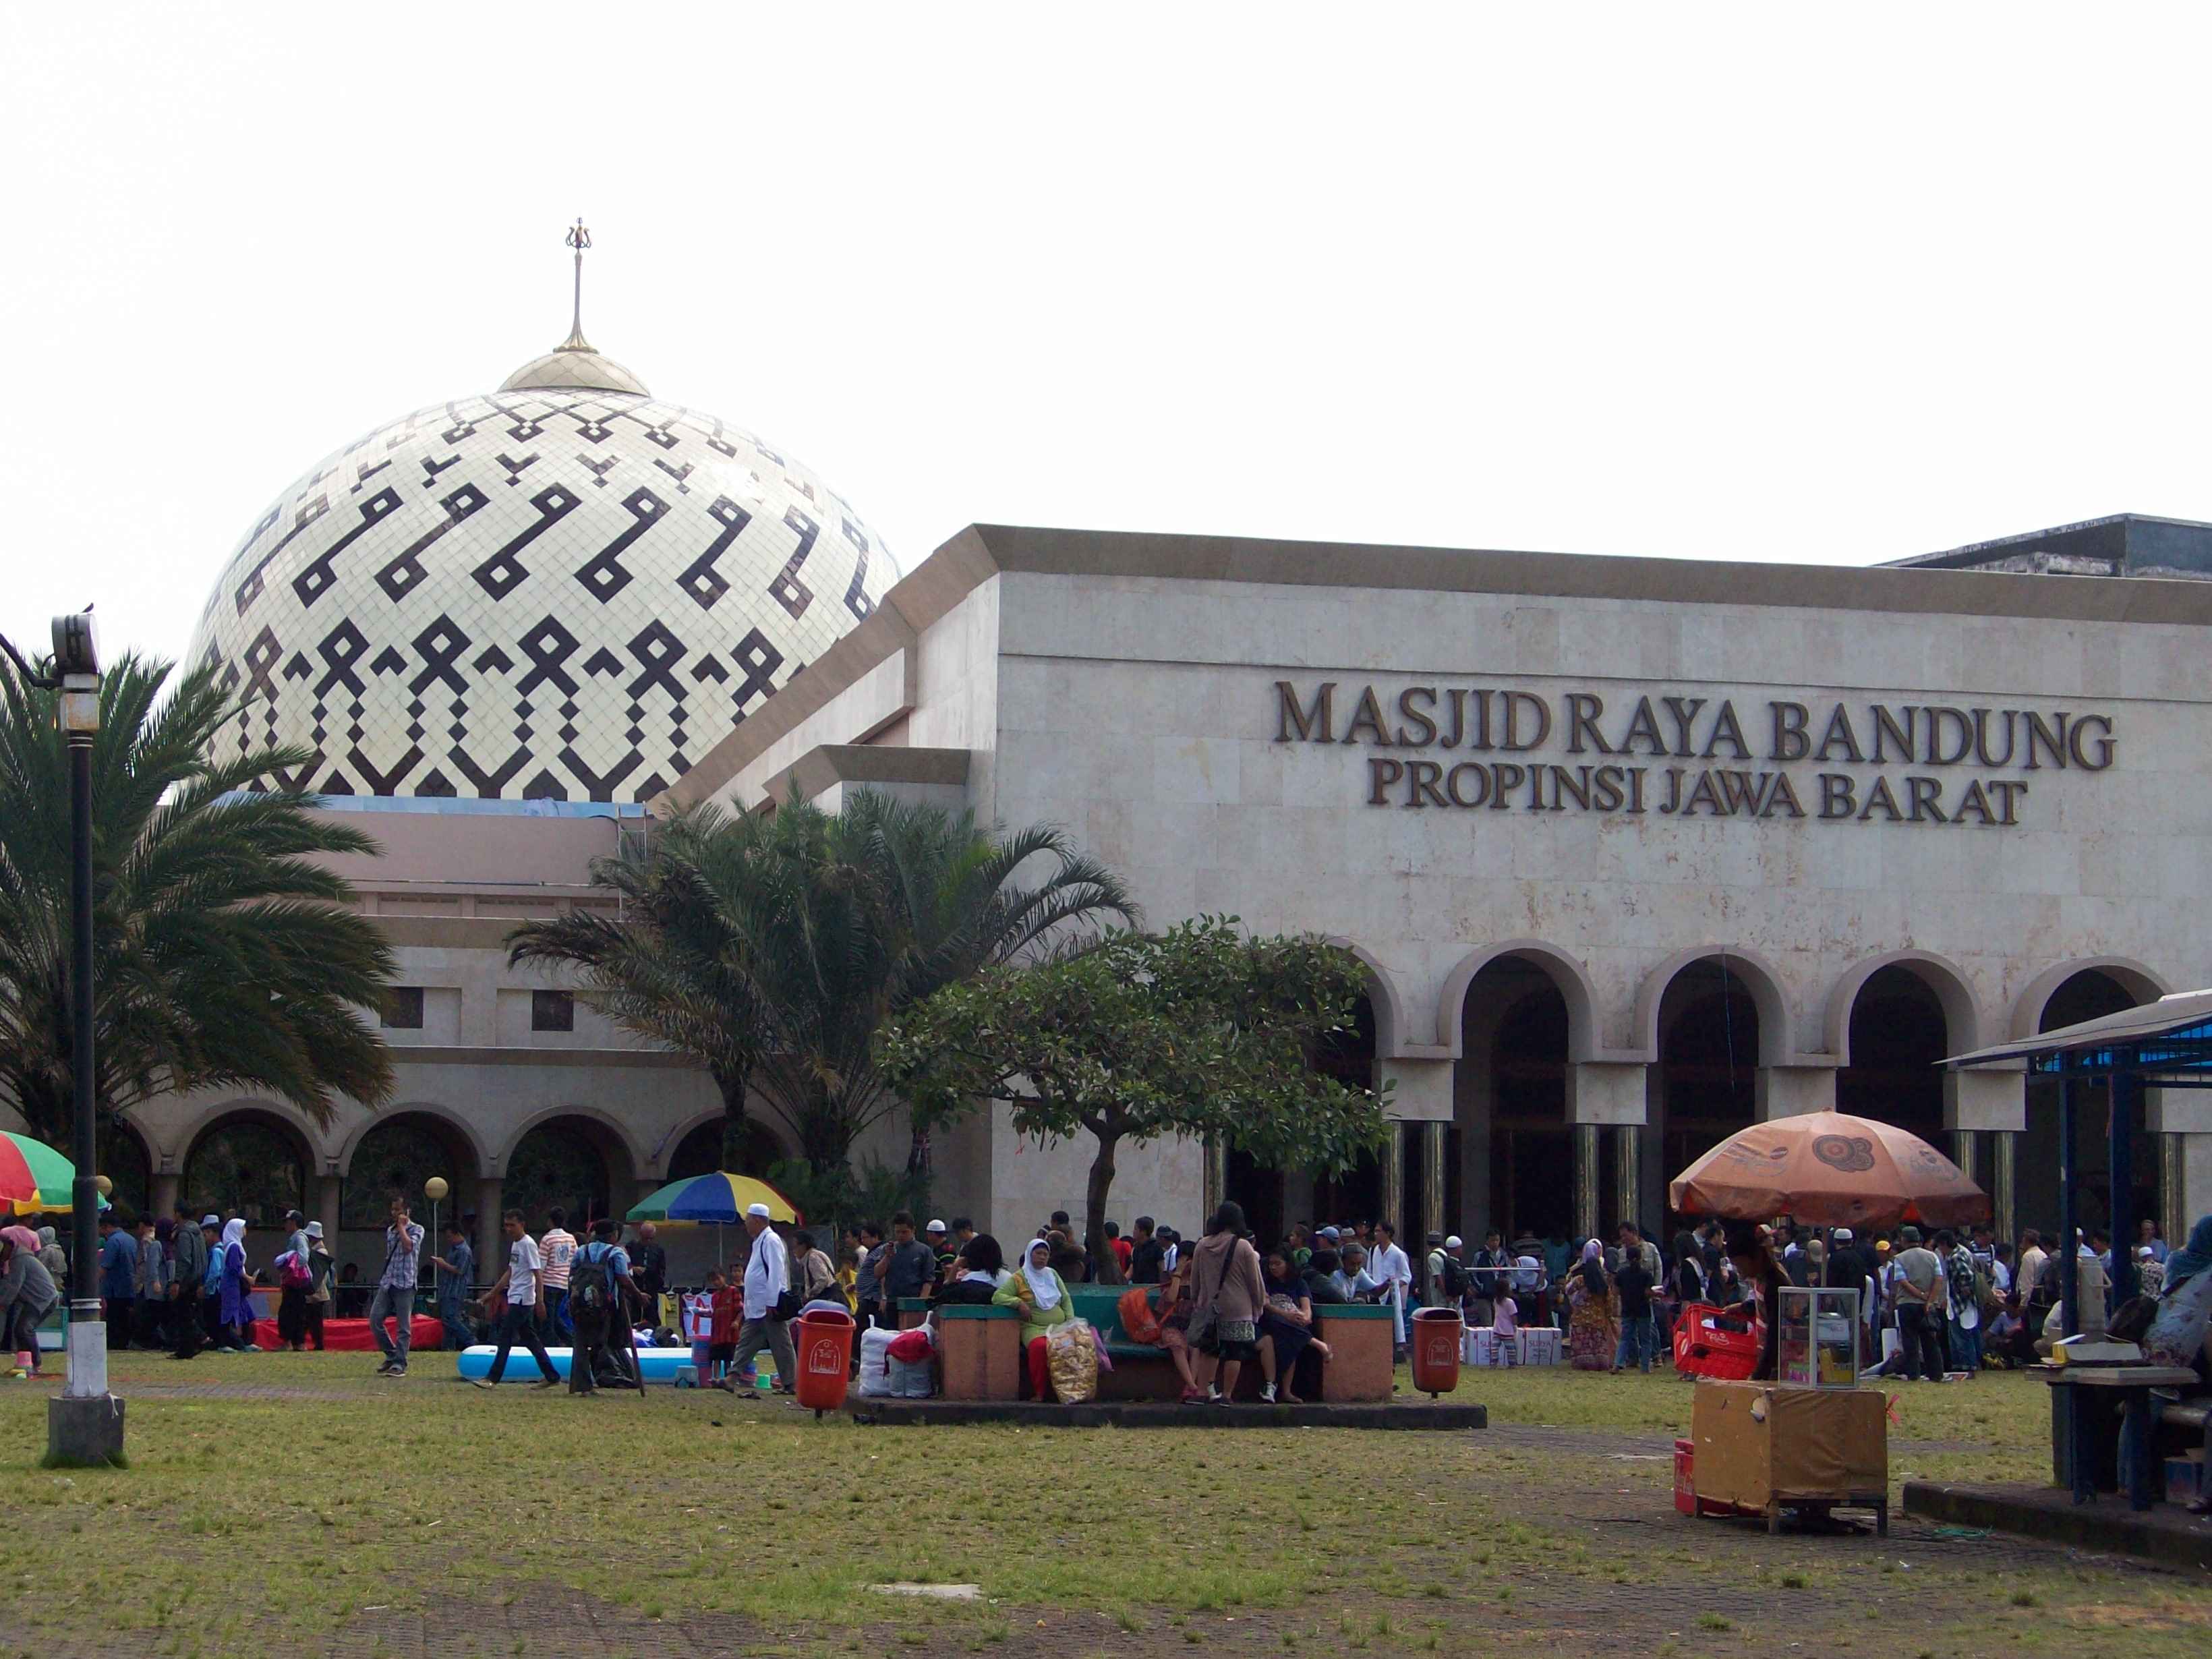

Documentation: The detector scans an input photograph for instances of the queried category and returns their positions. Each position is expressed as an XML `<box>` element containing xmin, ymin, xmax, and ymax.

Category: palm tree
<box><xmin>508</xmin><ymin>790</ymin><xmax>1136</xmax><ymax>1186</ymax></box>
<box><xmin>506</xmin><ymin>809</ymin><xmax>770</xmax><ymax>1167</ymax></box>
<box><xmin>0</xmin><ymin>651</ymin><xmax>396</xmax><ymax>1149</ymax></box>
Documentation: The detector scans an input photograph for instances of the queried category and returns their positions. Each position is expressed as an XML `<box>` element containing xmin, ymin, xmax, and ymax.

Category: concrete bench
<box><xmin>1068</xmin><ymin>1287</ymin><xmax>1182</xmax><ymax>1399</ymax></box>
<box><xmin>935</xmin><ymin>1304</ymin><xmax>1021</xmax><ymax>1400</ymax></box>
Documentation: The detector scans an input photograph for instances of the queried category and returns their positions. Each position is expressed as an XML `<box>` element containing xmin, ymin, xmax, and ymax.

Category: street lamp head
<box><xmin>424</xmin><ymin>1176</ymin><xmax>450</xmax><ymax>1202</ymax></box>
<box><xmin>51</xmin><ymin>611</ymin><xmax>98</xmax><ymax>678</ymax></box>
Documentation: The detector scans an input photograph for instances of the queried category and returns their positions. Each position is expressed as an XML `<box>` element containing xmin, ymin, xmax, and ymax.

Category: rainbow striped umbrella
<box><xmin>0</xmin><ymin>1132</ymin><xmax>92</xmax><ymax>1217</ymax></box>
<box><xmin>627</xmin><ymin>1171</ymin><xmax>800</xmax><ymax>1226</ymax></box>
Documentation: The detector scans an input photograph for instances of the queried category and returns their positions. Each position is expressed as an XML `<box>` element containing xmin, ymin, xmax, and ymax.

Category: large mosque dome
<box><xmin>187</xmin><ymin>285</ymin><xmax>894</xmax><ymax>803</ymax></box>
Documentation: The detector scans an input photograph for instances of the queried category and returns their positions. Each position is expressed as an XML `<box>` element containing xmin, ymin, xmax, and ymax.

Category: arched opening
<box><xmin>97</xmin><ymin>1119</ymin><xmax>153</xmax><ymax>1221</ymax></box>
<box><xmin>504</xmin><ymin>1115</ymin><xmax>629</xmax><ymax>1231</ymax></box>
<box><xmin>182</xmin><ymin>1111</ymin><xmax>312</xmax><ymax>1229</ymax></box>
<box><xmin>666</xmin><ymin>1117</ymin><xmax>786</xmax><ymax>1185</ymax></box>
<box><xmin>344</xmin><ymin>1112</ymin><xmax>482</xmax><ymax>1253</ymax></box>
<box><xmin>1454</xmin><ymin>956</ymin><xmax>1568</xmax><ymax>1244</ymax></box>
<box><xmin>1654</xmin><ymin>959</ymin><xmax>1761</xmax><ymax>1228</ymax></box>
<box><xmin>1836</xmin><ymin>966</ymin><xmax>1950</xmax><ymax>1140</ymax></box>
<box><xmin>2019</xmin><ymin>969</ymin><xmax>2159</xmax><ymax>1242</ymax></box>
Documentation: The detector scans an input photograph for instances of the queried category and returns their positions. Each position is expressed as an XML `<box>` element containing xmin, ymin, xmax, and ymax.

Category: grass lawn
<box><xmin>0</xmin><ymin>1351</ymin><xmax>2205</xmax><ymax>1658</ymax></box>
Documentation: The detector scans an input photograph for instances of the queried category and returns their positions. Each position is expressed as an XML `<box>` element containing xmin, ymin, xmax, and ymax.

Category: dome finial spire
<box><xmin>562</xmin><ymin>217</ymin><xmax>593</xmax><ymax>351</ymax></box>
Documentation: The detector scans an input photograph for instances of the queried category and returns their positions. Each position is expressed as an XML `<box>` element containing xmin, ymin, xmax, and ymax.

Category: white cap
<box><xmin>304</xmin><ymin>1221</ymin><xmax>324</xmax><ymax>1240</ymax></box>
<box><xmin>200</xmin><ymin>1215</ymin><xmax>221</xmax><ymax>1228</ymax></box>
<box><xmin>1445</xmin><ymin>1235</ymin><xmax>1463</xmax><ymax>1250</ymax></box>
<box><xmin>925</xmin><ymin>1219</ymin><xmax>947</xmax><ymax>1233</ymax></box>
<box><xmin>746</xmin><ymin>1202</ymin><xmax>772</xmax><ymax>1219</ymax></box>
<box><xmin>2138</xmin><ymin>1245</ymin><xmax>2155</xmax><ymax>1258</ymax></box>
<box><xmin>1831</xmin><ymin>1228</ymin><xmax>1853</xmax><ymax>1242</ymax></box>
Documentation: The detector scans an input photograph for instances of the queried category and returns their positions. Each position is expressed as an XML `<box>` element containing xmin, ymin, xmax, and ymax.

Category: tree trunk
<box><xmin>1085</xmin><ymin>1128</ymin><xmax>1124</xmax><ymax>1286</ymax></box>
<box><xmin>714</xmin><ymin>1065</ymin><xmax>753</xmax><ymax>1171</ymax></box>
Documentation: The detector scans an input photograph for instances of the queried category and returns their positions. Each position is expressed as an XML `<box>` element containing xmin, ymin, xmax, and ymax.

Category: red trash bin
<box><xmin>794</xmin><ymin>1308</ymin><xmax>856</xmax><ymax>1418</ymax></box>
<box><xmin>1410</xmin><ymin>1306</ymin><xmax>1463</xmax><ymax>1398</ymax></box>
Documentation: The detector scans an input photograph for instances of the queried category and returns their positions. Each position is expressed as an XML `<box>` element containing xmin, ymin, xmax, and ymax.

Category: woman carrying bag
<box><xmin>1187</xmin><ymin>1202</ymin><xmax>1268</xmax><ymax>1404</ymax></box>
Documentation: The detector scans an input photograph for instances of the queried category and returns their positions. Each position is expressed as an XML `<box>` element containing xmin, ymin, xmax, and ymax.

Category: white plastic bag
<box><xmin>855</xmin><ymin>1325</ymin><xmax>897</xmax><ymax>1397</ymax></box>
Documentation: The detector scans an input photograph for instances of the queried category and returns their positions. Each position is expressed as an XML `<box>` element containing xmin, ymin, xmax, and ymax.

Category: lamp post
<box><xmin>1</xmin><ymin>612</ymin><xmax>117</xmax><ymax>1465</ymax></box>
<box><xmin>425</xmin><ymin>1176</ymin><xmax>448</xmax><ymax>1306</ymax></box>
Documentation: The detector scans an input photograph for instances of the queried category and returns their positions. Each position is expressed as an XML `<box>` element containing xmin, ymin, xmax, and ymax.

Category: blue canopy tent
<box><xmin>1945</xmin><ymin>986</ymin><xmax>2212</xmax><ymax>1340</ymax></box>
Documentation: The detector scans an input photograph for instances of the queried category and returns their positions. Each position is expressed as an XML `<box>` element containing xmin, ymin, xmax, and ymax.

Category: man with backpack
<box><xmin>1433</xmin><ymin>1235</ymin><xmax>1472</xmax><ymax>1315</ymax></box>
<box><xmin>568</xmin><ymin>1219</ymin><xmax>644</xmax><ymax>1395</ymax></box>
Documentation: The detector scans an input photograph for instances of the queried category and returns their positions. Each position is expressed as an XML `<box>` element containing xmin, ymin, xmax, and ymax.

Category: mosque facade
<box><xmin>36</xmin><ymin>247</ymin><xmax>2212</xmax><ymax>1277</ymax></box>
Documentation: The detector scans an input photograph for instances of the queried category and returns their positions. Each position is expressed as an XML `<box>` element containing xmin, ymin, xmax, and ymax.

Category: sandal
<box><xmin>1180</xmin><ymin>1388</ymin><xmax>1206</xmax><ymax>1404</ymax></box>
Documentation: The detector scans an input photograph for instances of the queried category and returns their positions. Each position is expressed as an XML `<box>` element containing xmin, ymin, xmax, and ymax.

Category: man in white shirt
<box><xmin>473</xmin><ymin>1209</ymin><xmax>560</xmax><ymax>1389</ymax></box>
<box><xmin>725</xmin><ymin>1202</ymin><xmax>796</xmax><ymax>1397</ymax></box>
<box><xmin>1369</xmin><ymin>1221</ymin><xmax>1414</xmax><ymax>1358</ymax></box>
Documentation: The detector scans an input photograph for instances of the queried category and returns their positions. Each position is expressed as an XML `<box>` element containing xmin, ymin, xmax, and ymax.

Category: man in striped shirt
<box><xmin>537</xmin><ymin>1207</ymin><xmax>577</xmax><ymax>1337</ymax></box>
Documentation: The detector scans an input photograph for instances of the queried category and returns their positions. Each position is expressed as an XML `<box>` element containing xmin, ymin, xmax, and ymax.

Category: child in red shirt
<box><xmin>706</xmin><ymin>1268</ymin><xmax>743</xmax><ymax>1385</ymax></box>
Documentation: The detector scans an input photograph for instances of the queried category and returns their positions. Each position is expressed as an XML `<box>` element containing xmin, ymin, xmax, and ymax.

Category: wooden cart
<box><xmin>1691</xmin><ymin>1379</ymin><xmax>1889</xmax><ymax>1536</ymax></box>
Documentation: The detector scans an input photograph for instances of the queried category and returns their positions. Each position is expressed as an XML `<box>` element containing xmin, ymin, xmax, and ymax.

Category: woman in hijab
<box><xmin>2165</xmin><ymin>1215</ymin><xmax>2212</xmax><ymax>1298</ymax></box>
<box><xmin>993</xmin><ymin>1236</ymin><xmax>1075</xmax><ymax>1399</ymax></box>
<box><xmin>219</xmin><ymin>1219</ymin><xmax>254</xmax><ymax>1349</ymax></box>
<box><xmin>2135</xmin><ymin>1215</ymin><xmax>2212</xmax><ymax>1510</ymax></box>
<box><xmin>1565</xmin><ymin>1240</ymin><xmax>1618</xmax><ymax>1370</ymax></box>
<box><xmin>0</xmin><ymin>1227</ymin><xmax>59</xmax><ymax>1378</ymax></box>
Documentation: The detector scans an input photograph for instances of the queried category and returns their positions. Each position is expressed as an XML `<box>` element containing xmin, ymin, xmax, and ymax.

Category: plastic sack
<box><xmin>855</xmin><ymin>1325</ymin><xmax>898</xmax><ymax>1397</ymax></box>
<box><xmin>1117</xmin><ymin>1286</ymin><xmax>1162</xmax><ymax>1346</ymax></box>
<box><xmin>1045</xmin><ymin>1318</ymin><xmax>1099</xmax><ymax>1403</ymax></box>
<box><xmin>2143</xmin><ymin>1269</ymin><xmax>2212</xmax><ymax>1369</ymax></box>
<box><xmin>887</xmin><ymin>1352</ymin><xmax>935</xmax><ymax>1397</ymax></box>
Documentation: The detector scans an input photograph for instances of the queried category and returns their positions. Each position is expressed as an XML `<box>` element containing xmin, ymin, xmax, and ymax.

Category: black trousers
<box><xmin>1896</xmin><ymin>1304</ymin><xmax>1946</xmax><ymax>1380</ymax></box>
<box><xmin>569</xmin><ymin>1311</ymin><xmax>608</xmax><ymax>1394</ymax></box>
<box><xmin>484</xmin><ymin>1302</ymin><xmax>558</xmax><ymax>1383</ymax></box>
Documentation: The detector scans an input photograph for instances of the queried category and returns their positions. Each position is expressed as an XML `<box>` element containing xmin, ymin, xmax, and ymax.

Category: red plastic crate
<box><xmin>1672</xmin><ymin>1438</ymin><xmax>1697</xmax><ymax>1515</ymax></box>
<box><xmin>1672</xmin><ymin>1302</ymin><xmax>1762</xmax><ymax>1380</ymax></box>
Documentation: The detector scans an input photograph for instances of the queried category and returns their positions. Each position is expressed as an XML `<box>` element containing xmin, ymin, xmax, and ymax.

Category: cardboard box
<box><xmin>1691</xmin><ymin>1380</ymin><xmax>1888</xmax><ymax>1509</ymax></box>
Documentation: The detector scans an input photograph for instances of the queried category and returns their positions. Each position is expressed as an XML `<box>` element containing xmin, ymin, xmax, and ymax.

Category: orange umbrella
<box><xmin>1668</xmin><ymin>1111</ymin><xmax>1988</xmax><ymax>1229</ymax></box>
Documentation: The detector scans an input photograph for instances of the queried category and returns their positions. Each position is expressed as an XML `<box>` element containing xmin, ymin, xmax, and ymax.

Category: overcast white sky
<box><xmin>5</xmin><ymin>7</ymin><xmax>2209</xmax><ymax>668</ymax></box>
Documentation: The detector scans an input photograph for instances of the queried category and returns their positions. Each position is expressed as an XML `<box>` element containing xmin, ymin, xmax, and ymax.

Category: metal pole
<box><xmin>65</xmin><ymin>730</ymin><xmax>104</xmax><ymax>1391</ymax></box>
<box><xmin>2107</xmin><ymin>1072</ymin><xmax>2136</xmax><ymax>1306</ymax></box>
<box><xmin>2058</xmin><ymin>1078</ymin><xmax>2078</xmax><ymax>1341</ymax></box>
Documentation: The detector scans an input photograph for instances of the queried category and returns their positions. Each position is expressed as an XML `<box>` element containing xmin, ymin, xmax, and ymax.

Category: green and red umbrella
<box><xmin>0</xmin><ymin>1132</ymin><xmax>95</xmax><ymax>1217</ymax></box>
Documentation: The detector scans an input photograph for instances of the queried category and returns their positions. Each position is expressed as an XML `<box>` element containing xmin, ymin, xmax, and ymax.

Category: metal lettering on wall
<box><xmin>1271</xmin><ymin>683</ymin><xmax>2117</xmax><ymax>827</ymax></box>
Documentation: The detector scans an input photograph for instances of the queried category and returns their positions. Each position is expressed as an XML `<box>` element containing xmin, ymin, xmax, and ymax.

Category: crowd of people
<box><xmin>9</xmin><ymin>1188</ymin><xmax>2205</xmax><ymax>1424</ymax></box>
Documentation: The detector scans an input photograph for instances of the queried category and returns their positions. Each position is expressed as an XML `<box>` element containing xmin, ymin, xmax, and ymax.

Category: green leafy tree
<box><xmin>0</xmin><ymin>652</ymin><xmax>395</xmax><ymax>1148</ymax></box>
<box><xmin>508</xmin><ymin>790</ymin><xmax>1134</xmax><ymax>1184</ymax></box>
<box><xmin>878</xmin><ymin>916</ymin><xmax>1391</xmax><ymax>1284</ymax></box>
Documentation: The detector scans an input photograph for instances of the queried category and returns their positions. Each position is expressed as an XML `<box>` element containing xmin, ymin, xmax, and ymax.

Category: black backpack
<box><xmin>570</xmin><ymin>1245</ymin><xmax>614</xmax><ymax>1321</ymax></box>
<box><xmin>1438</xmin><ymin>1255</ymin><xmax>1469</xmax><ymax>1298</ymax></box>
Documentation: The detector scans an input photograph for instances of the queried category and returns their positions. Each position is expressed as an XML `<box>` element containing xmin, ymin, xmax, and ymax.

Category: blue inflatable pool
<box><xmin>455</xmin><ymin>1345</ymin><xmax>700</xmax><ymax>1385</ymax></box>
